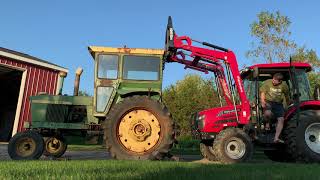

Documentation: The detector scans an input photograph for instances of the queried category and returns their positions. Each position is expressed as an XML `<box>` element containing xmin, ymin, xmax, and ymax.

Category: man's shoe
<box><xmin>274</xmin><ymin>139</ymin><xmax>284</xmax><ymax>143</ymax></box>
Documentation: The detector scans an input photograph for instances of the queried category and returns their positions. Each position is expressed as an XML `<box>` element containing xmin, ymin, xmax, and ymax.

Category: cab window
<box><xmin>123</xmin><ymin>56</ymin><xmax>160</xmax><ymax>81</ymax></box>
<box><xmin>97</xmin><ymin>55</ymin><xmax>119</xmax><ymax>79</ymax></box>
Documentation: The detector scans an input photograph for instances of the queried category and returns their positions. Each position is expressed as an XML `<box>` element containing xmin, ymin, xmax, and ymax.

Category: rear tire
<box><xmin>8</xmin><ymin>131</ymin><xmax>44</xmax><ymax>160</ymax></box>
<box><xmin>284</xmin><ymin>110</ymin><xmax>320</xmax><ymax>162</ymax></box>
<box><xmin>212</xmin><ymin>128</ymin><xmax>253</xmax><ymax>164</ymax></box>
<box><xmin>104</xmin><ymin>96</ymin><xmax>174</xmax><ymax>160</ymax></box>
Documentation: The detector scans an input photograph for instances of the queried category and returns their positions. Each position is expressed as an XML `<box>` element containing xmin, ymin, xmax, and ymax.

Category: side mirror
<box><xmin>253</xmin><ymin>67</ymin><xmax>259</xmax><ymax>78</ymax></box>
<box><xmin>314</xmin><ymin>84</ymin><xmax>320</xmax><ymax>100</ymax></box>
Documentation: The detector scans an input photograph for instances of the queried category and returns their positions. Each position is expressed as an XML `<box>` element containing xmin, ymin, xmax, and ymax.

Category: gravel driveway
<box><xmin>0</xmin><ymin>144</ymin><xmax>202</xmax><ymax>161</ymax></box>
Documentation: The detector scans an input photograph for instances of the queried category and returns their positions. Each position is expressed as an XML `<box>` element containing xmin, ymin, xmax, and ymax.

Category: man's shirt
<box><xmin>260</xmin><ymin>79</ymin><xmax>289</xmax><ymax>103</ymax></box>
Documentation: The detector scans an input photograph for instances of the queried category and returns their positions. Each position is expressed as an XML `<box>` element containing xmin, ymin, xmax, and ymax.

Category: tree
<box><xmin>247</xmin><ymin>10</ymin><xmax>320</xmax><ymax>96</ymax></box>
<box><xmin>292</xmin><ymin>47</ymin><xmax>320</xmax><ymax>69</ymax></box>
<box><xmin>291</xmin><ymin>47</ymin><xmax>320</xmax><ymax>92</ymax></box>
<box><xmin>246</xmin><ymin>11</ymin><xmax>296</xmax><ymax>63</ymax></box>
<box><xmin>162</xmin><ymin>74</ymin><xmax>220</xmax><ymax>136</ymax></box>
<box><xmin>78</xmin><ymin>90</ymin><xmax>91</xmax><ymax>96</ymax></box>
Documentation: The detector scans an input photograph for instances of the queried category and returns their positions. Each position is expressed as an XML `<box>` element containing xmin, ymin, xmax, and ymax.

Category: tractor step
<box><xmin>255</xmin><ymin>133</ymin><xmax>275</xmax><ymax>145</ymax></box>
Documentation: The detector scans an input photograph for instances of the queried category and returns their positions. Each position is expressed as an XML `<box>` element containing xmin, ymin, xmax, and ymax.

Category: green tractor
<box><xmin>8</xmin><ymin>46</ymin><xmax>175</xmax><ymax>160</ymax></box>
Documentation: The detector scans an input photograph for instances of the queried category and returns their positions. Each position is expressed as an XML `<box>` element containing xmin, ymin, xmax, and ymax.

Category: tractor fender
<box><xmin>284</xmin><ymin>100</ymin><xmax>320</xmax><ymax>120</ymax></box>
<box><xmin>119</xmin><ymin>90</ymin><xmax>161</xmax><ymax>100</ymax></box>
<box><xmin>96</xmin><ymin>90</ymin><xmax>161</xmax><ymax>117</ymax></box>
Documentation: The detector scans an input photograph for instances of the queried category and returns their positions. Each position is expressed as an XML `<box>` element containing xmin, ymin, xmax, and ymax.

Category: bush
<box><xmin>174</xmin><ymin>135</ymin><xmax>200</xmax><ymax>149</ymax></box>
<box><xmin>163</xmin><ymin>74</ymin><xmax>220</xmax><ymax>136</ymax></box>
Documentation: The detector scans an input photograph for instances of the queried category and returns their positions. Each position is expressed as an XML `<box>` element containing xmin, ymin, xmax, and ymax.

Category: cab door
<box><xmin>94</xmin><ymin>54</ymin><xmax>119</xmax><ymax>115</ymax></box>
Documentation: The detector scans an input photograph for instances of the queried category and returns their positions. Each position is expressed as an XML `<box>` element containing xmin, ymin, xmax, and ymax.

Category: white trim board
<box><xmin>0</xmin><ymin>51</ymin><xmax>68</xmax><ymax>73</ymax></box>
<box><xmin>12</xmin><ymin>69</ymin><xmax>27</xmax><ymax>136</ymax></box>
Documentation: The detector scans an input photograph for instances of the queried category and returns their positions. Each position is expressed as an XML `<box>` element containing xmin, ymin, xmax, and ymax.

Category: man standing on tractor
<box><xmin>260</xmin><ymin>73</ymin><xmax>290</xmax><ymax>143</ymax></box>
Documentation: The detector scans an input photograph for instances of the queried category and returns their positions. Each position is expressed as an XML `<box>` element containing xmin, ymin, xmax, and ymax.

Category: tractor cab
<box><xmin>88</xmin><ymin>46</ymin><xmax>164</xmax><ymax>117</ymax></box>
<box><xmin>241</xmin><ymin>63</ymin><xmax>312</xmax><ymax>126</ymax></box>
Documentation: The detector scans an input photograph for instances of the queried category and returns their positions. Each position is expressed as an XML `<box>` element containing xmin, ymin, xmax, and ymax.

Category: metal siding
<box><xmin>0</xmin><ymin>56</ymin><xmax>60</xmax><ymax>132</ymax></box>
<box><xmin>48</xmin><ymin>71</ymin><xmax>53</xmax><ymax>94</ymax></box>
<box><xmin>52</xmin><ymin>73</ymin><xmax>58</xmax><ymax>95</ymax></box>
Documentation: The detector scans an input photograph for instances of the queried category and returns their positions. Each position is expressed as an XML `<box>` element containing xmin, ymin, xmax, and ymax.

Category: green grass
<box><xmin>0</xmin><ymin>160</ymin><xmax>319</xmax><ymax>180</ymax></box>
<box><xmin>170</xmin><ymin>147</ymin><xmax>200</xmax><ymax>155</ymax></box>
<box><xmin>67</xmin><ymin>145</ymin><xmax>105</xmax><ymax>151</ymax></box>
<box><xmin>172</xmin><ymin>137</ymin><xmax>200</xmax><ymax>155</ymax></box>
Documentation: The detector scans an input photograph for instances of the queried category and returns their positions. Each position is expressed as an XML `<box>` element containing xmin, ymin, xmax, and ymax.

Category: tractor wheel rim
<box><xmin>305</xmin><ymin>123</ymin><xmax>320</xmax><ymax>154</ymax></box>
<box><xmin>118</xmin><ymin>109</ymin><xmax>161</xmax><ymax>153</ymax></box>
<box><xmin>16</xmin><ymin>137</ymin><xmax>36</xmax><ymax>157</ymax></box>
<box><xmin>224</xmin><ymin>137</ymin><xmax>246</xmax><ymax>159</ymax></box>
<box><xmin>46</xmin><ymin>138</ymin><xmax>62</xmax><ymax>153</ymax></box>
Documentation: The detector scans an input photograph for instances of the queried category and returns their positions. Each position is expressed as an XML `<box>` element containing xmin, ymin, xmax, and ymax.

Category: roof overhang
<box><xmin>88</xmin><ymin>46</ymin><xmax>164</xmax><ymax>60</ymax></box>
<box><xmin>0</xmin><ymin>50</ymin><xmax>68</xmax><ymax>73</ymax></box>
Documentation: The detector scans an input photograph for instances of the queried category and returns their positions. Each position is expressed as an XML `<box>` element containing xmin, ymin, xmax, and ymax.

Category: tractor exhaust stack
<box><xmin>74</xmin><ymin>67</ymin><xmax>83</xmax><ymax>96</ymax></box>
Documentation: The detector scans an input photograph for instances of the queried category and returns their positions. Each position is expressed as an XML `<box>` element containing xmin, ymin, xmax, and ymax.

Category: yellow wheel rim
<box><xmin>118</xmin><ymin>109</ymin><xmax>161</xmax><ymax>153</ymax></box>
<box><xmin>45</xmin><ymin>138</ymin><xmax>62</xmax><ymax>154</ymax></box>
<box><xmin>16</xmin><ymin>137</ymin><xmax>36</xmax><ymax>157</ymax></box>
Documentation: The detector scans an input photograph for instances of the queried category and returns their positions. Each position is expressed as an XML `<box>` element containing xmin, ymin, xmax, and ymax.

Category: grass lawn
<box><xmin>0</xmin><ymin>160</ymin><xmax>319</xmax><ymax>180</ymax></box>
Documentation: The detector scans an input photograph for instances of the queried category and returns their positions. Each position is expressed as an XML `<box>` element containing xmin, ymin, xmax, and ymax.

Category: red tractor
<box><xmin>164</xmin><ymin>16</ymin><xmax>320</xmax><ymax>163</ymax></box>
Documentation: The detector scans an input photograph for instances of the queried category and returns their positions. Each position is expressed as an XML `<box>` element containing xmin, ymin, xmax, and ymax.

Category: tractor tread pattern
<box><xmin>284</xmin><ymin>110</ymin><xmax>320</xmax><ymax>163</ymax></box>
<box><xmin>212</xmin><ymin>128</ymin><xmax>253</xmax><ymax>164</ymax></box>
<box><xmin>104</xmin><ymin>95</ymin><xmax>174</xmax><ymax>160</ymax></box>
<box><xmin>200</xmin><ymin>141</ymin><xmax>216</xmax><ymax>161</ymax></box>
<box><xmin>43</xmin><ymin>136</ymin><xmax>68</xmax><ymax>158</ymax></box>
<box><xmin>8</xmin><ymin>130</ymin><xmax>44</xmax><ymax>160</ymax></box>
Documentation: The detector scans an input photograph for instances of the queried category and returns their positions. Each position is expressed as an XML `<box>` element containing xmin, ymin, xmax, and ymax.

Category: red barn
<box><xmin>0</xmin><ymin>47</ymin><xmax>68</xmax><ymax>141</ymax></box>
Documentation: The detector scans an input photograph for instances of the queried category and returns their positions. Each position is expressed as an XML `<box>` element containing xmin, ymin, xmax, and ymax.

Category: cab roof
<box><xmin>88</xmin><ymin>46</ymin><xmax>164</xmax><ymax>59</ymax></box>
<box><xmin>241</xmin><ymin>62</ymin><xmax>312</xmax><ymax>79</ymax></box>
<box><xmin>248</xmin><ymin>62</ymin><xmax>312</xmax><ymax>71</ymax></box>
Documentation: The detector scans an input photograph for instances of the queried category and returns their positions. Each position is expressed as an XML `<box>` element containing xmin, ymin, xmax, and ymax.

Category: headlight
<box><xmin>198</xmin><ymin>115</ymin><xmax>206</xmax><ymax>129</ymax></box>
<box><xmin>198</xmin><ymin>115</ymin><xmax>205</xmax><ymax>120</ymax></box>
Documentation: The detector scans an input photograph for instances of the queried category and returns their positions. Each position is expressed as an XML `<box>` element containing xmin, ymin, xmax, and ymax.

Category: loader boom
<box><xmin>164</xmin><ymin>16</ymin><xmax>250</xmax><ymax>124</ymax></box>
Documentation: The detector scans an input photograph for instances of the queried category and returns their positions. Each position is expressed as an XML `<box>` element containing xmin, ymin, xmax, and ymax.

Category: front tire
<box><xmin>104</xmin><ymin>96</ymin><xmax>174</xmax><ymax>160</ymax></box>
<box><xmin>284</xmin><ymin>110</ymin><xmax>320</xmax><ymax>162</ymax></box>
<box><xmin>43</xmin><ymin>137</ymin><xmax>67</xmax><ymax>158</ymax></box>
<box><xmin>212</xmin><ymin>128</ymin><xmax>253</xmax><ymax>164</ymax></box>
<box><xmin>8</xmin><ymin>131</ymin><xmax>44</xmax><ymax>160</ymax></box>
<box><xmin>200</xmin><ymin>141</ymin><xmax>216</xmax><ymax>161</ymax></box>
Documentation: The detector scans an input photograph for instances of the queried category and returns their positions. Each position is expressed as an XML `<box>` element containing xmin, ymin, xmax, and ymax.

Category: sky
<box><xmin>1</xmin><ymin>1</ymin><xmax>320</xmax><ymax>95</ymax></box>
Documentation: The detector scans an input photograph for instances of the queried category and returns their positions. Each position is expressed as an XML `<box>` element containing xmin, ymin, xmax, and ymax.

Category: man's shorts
<box><xmin>265</xmin><ymin>101</ymin><xmax>285</xmax><ymax>119</ymax></box>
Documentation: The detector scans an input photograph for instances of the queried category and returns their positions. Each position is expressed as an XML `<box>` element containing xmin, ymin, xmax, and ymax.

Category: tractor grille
<box><xmin>46</xmin><ymin>104</ymin><xmax>68</xmax><ymax>123</ymax></box>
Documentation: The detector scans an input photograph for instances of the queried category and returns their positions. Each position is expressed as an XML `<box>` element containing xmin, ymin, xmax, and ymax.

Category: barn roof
<box><xmin>0</xmin><ymin>47</ymin><xmax>68</xmax><ymax>73</ymax></box>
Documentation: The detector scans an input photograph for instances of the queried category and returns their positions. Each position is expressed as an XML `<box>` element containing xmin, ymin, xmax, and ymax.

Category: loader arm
<box><xmin>163</xmin><ymin>16</ymin><xmax>250</xmax><ymax>124</ymax></box>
